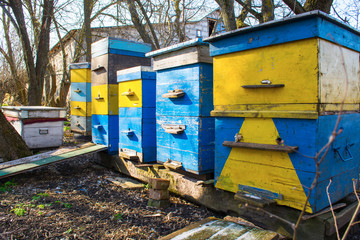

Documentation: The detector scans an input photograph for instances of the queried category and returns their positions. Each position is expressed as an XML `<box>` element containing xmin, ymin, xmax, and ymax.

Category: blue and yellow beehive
<box><xmin>117</xmin><ymin>66</ymin><xmax>156</xmax><ymax>163</ymax></box>
<box><xmin>205</xmin><ymin>11</ymin><xmax>360</xmax><ymax>213</ymax></box>
<box><xmin>146</xmin><ymin>38</ymin><xmax>214</xmax><ymax>174</ymax></box>
<box><xmin>70</xmin><ymin>62</ymin><xmax>92</xmax><ymax>135</ymax></box>
<box><xmin>91</xmin><ymin>37</ymin><xmax>151</xmax><ymax>154</ymax></box>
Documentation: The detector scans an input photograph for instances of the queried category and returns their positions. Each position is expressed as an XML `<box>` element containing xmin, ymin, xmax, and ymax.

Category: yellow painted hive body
<box><xmin>91</xmin><ymin>84</ymin><xmax>119</xmax><ymax>115</ymax></box>
<box><xmin>118</xmin><ymin>80</ymin><xmax>143</xmax><ymax>108</ymax></box>
<box><xmin>212</xmin><ymin>38</ymin><xmax>360</xmax><ymax>119</ymax></box>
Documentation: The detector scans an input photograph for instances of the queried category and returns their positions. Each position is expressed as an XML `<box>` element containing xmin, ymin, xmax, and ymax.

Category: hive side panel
<box><xmin>318</xmin><ymin>39</ymin><xmax>360</xmax><ymax>112</ymax></box>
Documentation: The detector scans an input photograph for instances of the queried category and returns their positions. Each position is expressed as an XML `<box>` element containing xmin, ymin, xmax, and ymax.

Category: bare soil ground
<box><xmin>0</xmin><ymin>155</ymin><xmax>224</xmax><ymax>240</ymax></box>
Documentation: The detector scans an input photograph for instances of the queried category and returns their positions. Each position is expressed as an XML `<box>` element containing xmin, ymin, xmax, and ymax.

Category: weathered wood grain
<box><xmin>0</xmin><ymin>142</ymin><xmax>95</xmax><ymax>170</ymax></box>
<box><xmin>0</xmin><ymin>144</ymin><xmax>106</xmax><ymax>179</ymax></box>
<box><xmin>223</xmin><ymin>141</ymin><xmax>298</xmax><ymax>153</ymax></box>
<box><xmin>152</xmin><ymin>45</ymin><xmax>212</xmax><ymax>71</ymax></box>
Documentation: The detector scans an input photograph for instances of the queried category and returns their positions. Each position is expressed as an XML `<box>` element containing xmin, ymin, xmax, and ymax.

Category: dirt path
<box><xmin>0</xmin><ymin>155</ymin><xmax>223</xmax><ymax>239</ymax></box>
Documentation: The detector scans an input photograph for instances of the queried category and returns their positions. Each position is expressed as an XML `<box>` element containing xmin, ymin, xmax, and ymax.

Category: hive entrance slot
<box><xmin>119</xmin><ymin>148</ymin><xmax>139</xmax><ymax>160</ymax></box>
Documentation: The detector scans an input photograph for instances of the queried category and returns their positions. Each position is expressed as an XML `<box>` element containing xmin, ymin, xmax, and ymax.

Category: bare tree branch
<box><xmin>282</xmin><ymin>0</ymin><xmax>305</xmax><ymax>14</ymax></box>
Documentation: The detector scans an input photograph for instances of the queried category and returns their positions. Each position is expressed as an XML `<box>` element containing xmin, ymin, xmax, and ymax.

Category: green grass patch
<box><xmin>11</xmin><ymin>207</ymin><xmax>26</xmax><ymax>216</ymax></box>
<box><xmin>114</xmin><ymin>213</ymin><xmax>123</xmax><ymax>221</ymax></box>
<box><xmin>32</xmin><ymin>193</ymin><xmax>49</xmax><ymax>201</ymax></box>
<box><xmin>63</xmin><ymin>203</ymin><xmax>72</xmax><ymax>208</ymax></box>
<box><xmin>0</xmin><ymin>181</ymin><xmax>17</xmax><ymax>193</ymax></box>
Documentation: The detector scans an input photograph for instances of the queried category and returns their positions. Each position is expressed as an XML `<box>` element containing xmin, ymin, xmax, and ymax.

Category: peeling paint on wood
<box><xmin>159</xmin><ymin>218</ymin><xmax>278</xmax><ymax>240</ymax></box>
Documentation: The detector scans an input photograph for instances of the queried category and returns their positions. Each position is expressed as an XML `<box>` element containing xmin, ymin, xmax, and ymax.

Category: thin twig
<box><xmin>341</xmin><ymin>180</ymin><xmax>360</xmax><ymax>240</ymax></box>
<box><xmin>326</xmin><ymin>179</ymin><xmax>340</xmax><ymax>240</ymax></box>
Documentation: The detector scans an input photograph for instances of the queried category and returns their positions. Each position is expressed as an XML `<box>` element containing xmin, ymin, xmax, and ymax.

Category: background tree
<box><xmin>0</xmin><ymin>0</ymin><xmax>54</xmax><ymax>106</ymax></box>
<box><xmin>0</xmin><ymin>8</ymin><xmax>27</xmax><ymax>105</ymax></box>
<box><xmin>45</xmin><ymin>0</ymin><xmax>117</xmax><ymax>107</ymax></box>
<box><xmin>216</xmin><ymin>0</ymin><xmax>334</xmax><ymax>31</ymax></box>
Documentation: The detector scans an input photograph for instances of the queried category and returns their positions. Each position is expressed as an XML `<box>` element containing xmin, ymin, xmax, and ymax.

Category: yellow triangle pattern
<box><xmin>215</xmin><ymin>118</ymin><xmax>312</xmax><ymax>213</ymax></box>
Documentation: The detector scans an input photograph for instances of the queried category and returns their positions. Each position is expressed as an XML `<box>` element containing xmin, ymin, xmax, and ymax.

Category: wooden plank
<box><xmin>325</xmin><ymin>201</ymin><xmax>359</xmax><ymax>236</ymax></box>
<box><xmin>2</xmin><ymin>107</ymin><xmax>66</xmax><ymax>119</ymax></box>
<box><xmin>223</xmin><ymin>141</ymin><xmax>298</xmax><ymax>153</ymax></box>
<box><xmin>0</xmin><ymin>144</ymin><xmax>107</xmax><ymax>179</ymax></box>
<box><xmin>153</xmin><ymin>46</ymin><xmax>212</xmax><ymax>71</ymax></box>
<box><xmin>211</xmin><ymin>110</ymin><xmax>319</xmax><ymax>119</ymax></box>
<box><xmin>116</xmin><ymin>66</ymin><xmax>155</xmax><ymax>82</ymax></box>
<box><xmin>302</xmin><ymin>203</ymin><xmax>347</xmax><ymax>220</ymax></box>
<box><xmin>159</xmin><ymin>217</ymin><xmax>279</xmax><ymax>240</ymax></box>
<box><xmin>0</xmin><ymin>143</ymin><xmax>95</xmax><ymax>170</ymax></box>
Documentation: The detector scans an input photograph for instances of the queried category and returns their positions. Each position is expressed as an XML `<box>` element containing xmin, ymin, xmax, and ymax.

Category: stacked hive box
<box><xmin>91</xmin><ymin>37</ymin><xmax>151</xmax><ymax>154</ymax></box>
<box><xmin>146</xmin><ymin>38</ymin><xmax>214</xmax><ymax>175</ymax></box>
<box><xmin>205</xmin><ymin>11</ymin><xmax>360</xmax><ymax>213</ymax></box>
<box><xmin>70</xmin><ymin>62</ymin><xmax>92</xmax><ymax>135</ymax></box>
<box><xmin>117</xmin><ymin>66</ymin><xmax>156</xmax><ymax>163</ymax></box>
<box><xmin>2</xmin><ymin>106</ymin><xmax>66</xmax><ymax>149</ymax></box>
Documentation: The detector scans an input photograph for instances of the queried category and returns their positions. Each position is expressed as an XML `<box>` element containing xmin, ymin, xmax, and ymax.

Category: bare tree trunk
<box><xmin>0</xmin><ymin>110</ymin><xmax>32</xmax><ymax>162</ymax></box>
<box><xmin>84</xmin><ymin>0</ymin><xmax>92</xmax><ymax>62</ymax></box>
<box><xmin>174</xmin><ymin>0</ymin><xmax>186</xmax><ymax>42</ymax></box>
<box><xmin>8</xmin><ymin>0</ymin><xmax>37</xmax><ymax>105</ymax></box>
<box><xmin>237</xmin><ymin>0</ymin><xmax>251</xmax><ymax>27</ymax></box>
<box><xmin>1</xmin><ymin>9</ymin><xmax>27</xmax><ymax>105</ymax></box>
<box><xmin>282</xmin><ymin>0</ymin><xmax>333</xmax><ymax>14</ymax></box>
<box><xmin>304</xmin><ymin>0</ymin><xmax>333</xmax><ymax>13</ymax></box>
<box><xmin>7</xmin><ymin>0</ymin><xmax>54</xmax><ymax>106</ymax></box>
<box><xmin>33</xmin><ymin>0</ymin><xmax>53</xmax><ymax>106</ymax></box>
<box><xmin>282</xmin><ymin>0</ymin><xmax>306</xmax><ymax>14</ymax></box>
<box><xmin>215</xmin><ymin>0</ymin><xmax>237</xmax><ymax>31</ymax></box>
<box><xmin>134</xmin><ymin>0</ymin><xmax>160</xmax><ymax>49</ymax></box>
<box><xmin>126</xmin><ymin>0</ymin><xmax>156</xmax><ymax>48</ymax></box>
<box><xmin>261</xmin><ymin>0</ymin><xmax>274</xmax><ymax>22</ymax></box>
<box><xmin>45</xmin><ymin>64</ymin><xmax>57</xmax><ymax>106</ymax></box>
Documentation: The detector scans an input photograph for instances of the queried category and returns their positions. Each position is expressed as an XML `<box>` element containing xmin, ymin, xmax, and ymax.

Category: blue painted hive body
<box><xmin>204</xmin><ymin>11</ymin><xmax>360</xmax><ymax>213</ymax></box>
<box><xmin>146</xmin><ymin>38</ymin><xmax>214</xmax><ymax>175</ymax></box>
<box><xmin>69</xmin><ymin>62</ymin><xmax>92</xmax><ymax>135</ymax></box>
<box><xmin>117</xmin><ymin>66</ymin><xmax>156</xmax><ymax>163</ymax></box>
<box><xmin>91</xmin><ymin>37</ymin><xmax>152</xmax><ymax>154</ymax></box>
